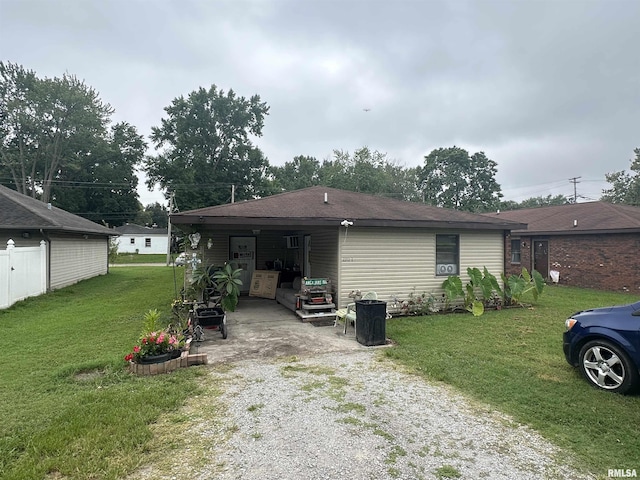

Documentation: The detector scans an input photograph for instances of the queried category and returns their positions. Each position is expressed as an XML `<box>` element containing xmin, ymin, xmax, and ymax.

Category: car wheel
<box><xmin>578</xmin><ymin>340</ymin><xmax>639</xmax><ymax>394</ymax></box>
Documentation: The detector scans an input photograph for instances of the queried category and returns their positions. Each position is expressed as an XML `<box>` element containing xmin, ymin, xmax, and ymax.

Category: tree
<box><xmin>135</xmin><ymin>202</ymin><xmax>168</xmax><ymax>228</ymax></box>
<box><xmin>499</xmin><ymin>194</ymin><xmax>569</xmax><ymax>211</ymax></box>
<box><xmin>0</xmin><ymin>62</ymin><xmax>114</xmax><ymax>202</ymax></box>
<box><xmin>418</xmin><ymin>146</ymin><xmax>503</xmax><ymax>212</ymax></box>
<box><xmin>49</xmin><ymin>122</ymin><xmax>146</xmax><ymax>226</ymax></box>
<box><xmin>269</xmin><ymin>148</ymin><xmax>419</xmax><ymax>201</ymax></box>
<box><xmin>270</xmin><ymin>155</ymin><xmax>321</xmax><ymax>191</ymax></box>
<box><xmin>602</xmin><ymin>148</ymin><xmax>640</xmax><ymax>206</ymax></box>
<box><xmin>144</xmin><ymin>85</ymin><xmax>273</xmax><ymax>211</ymax></box>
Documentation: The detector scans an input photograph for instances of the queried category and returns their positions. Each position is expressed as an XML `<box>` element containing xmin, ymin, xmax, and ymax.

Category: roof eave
<box><xmin>511</xmin><ymin>228</ymin><xmax>640</xmax><ymax>236</ymax></box>
<box><xmin>170</xmin><ymin>215</ymin><xmax>524</xmax><ymax>230</ymax></box>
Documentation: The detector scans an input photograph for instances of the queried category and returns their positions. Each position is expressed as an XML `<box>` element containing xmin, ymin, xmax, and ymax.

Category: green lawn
<box><xmin>0</xmin><ymin>267</ymin><xmax>208</xmax><ymax>480</ymax></box>
<box><xmin>2</xmin><ymin>272</ymin><xmax>638</xmax><ymax>479</ymax></box>
<box><xmin>385</xmin><ymin>286</ymin><xmax>640</xmax><ymax>478</ymax></box>
<box><xmin>111</xmin><ymin>253</ymin><xmax>168</xmax><ymax>264</ymax></box>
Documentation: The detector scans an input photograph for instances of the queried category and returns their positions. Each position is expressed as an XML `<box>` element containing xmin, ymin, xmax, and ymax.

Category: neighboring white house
<box><xmin>113</xmin><ymin>224</ymin><xmax>169</xmax><ymax>254</ymax></box>
<box><xmin>0</xmin><ymin>184</ymin><xmax>113</xmax><ymax>292</ymax></box>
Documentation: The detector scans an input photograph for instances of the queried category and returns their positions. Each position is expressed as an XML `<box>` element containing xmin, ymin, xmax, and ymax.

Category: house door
<box><xmin>229</xmin><ymin>236</ymin><xmax>256</xmax><ymax>294</ymax></box>
<box><xmin>533</xmin><ymin>240</ymin><xmax>549</xmax><ymax>279</ymax></box>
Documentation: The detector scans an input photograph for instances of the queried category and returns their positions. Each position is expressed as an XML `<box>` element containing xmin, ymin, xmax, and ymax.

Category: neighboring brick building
<box><xmin>486</xmin><ymin>202</ymin><xmax>640</xmax><ymax>293</ymax></box>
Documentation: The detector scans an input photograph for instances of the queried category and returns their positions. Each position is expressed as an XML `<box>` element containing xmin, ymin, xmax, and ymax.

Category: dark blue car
<box><xmin>563</xmin><ymin>300</ymin><xmax>640</xmax><ymax>394</ymax></box>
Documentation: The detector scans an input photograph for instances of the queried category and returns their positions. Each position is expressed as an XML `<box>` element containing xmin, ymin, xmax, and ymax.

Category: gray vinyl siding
<box><xmin>460</xmin><ymin>231</ymin><xmax>505</xmax><ymax>282</ymax></box>
<box><xmin>337</xmin><ymin>228</ymin><xmax>504</xmax><ymax>308</ymax></box>
<box><xmin>199</xmin><ymin>232</ymin><xmax>230</xmax><ymax>266</ymax></box>
<box><xmin>50</xmin><ymin>237</ymin><xmax>108</xmax><ymax>289</ymax></box>
<box><xmin>309</xmin><ymin>229</ymin><xmax>339</xmax><ymax>295</ymax></box>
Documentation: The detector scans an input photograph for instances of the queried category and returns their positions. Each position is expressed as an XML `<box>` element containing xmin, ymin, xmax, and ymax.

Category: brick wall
<box><xmin>505</xmin><ymin>233</ymin><xmax>640</xmax><ymax>293</ymax></box>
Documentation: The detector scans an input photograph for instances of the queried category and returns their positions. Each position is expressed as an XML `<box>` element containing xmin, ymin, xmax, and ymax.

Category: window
<box><xmin>130</xmin><ymin>238</ymin><xmax>135</xmax><ymax>245</ymax></box>
<box><xmin>436</xmin><ymin>234</ymin><xmax>459</xmax><ymax>275</ymax></box>
<box><xmin>510</xmin><ymin>239</ymin><xmax>521</xmax><ymax>264</ymax></box>
<box><xmin>145</xmin><ymin>238</ymin><xmax>151</xmax><ymax>248</ymax></box>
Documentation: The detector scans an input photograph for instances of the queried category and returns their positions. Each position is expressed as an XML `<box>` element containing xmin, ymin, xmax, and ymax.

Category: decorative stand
<box><xmin>295</xmin><ymin>278</ymin><xmax>337</xmax><ymax>323</ymax></box>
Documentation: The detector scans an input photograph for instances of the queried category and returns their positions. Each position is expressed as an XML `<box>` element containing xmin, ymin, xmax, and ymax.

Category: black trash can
<box><xmin>355</xmin><ymin>300</ymin><xmax>387</xmax><ymax>346</ymax></box>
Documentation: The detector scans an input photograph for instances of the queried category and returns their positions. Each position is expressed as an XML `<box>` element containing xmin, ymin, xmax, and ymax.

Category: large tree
<box><xmin>0</xmin><ymin>62</ymin><xmax>114</xmax><ymax>203</ymax></box>
<box><xmin>136</xmin><ymin>202</ymin><xmax>169</xmax><ymax>229</ymax></box>
<box><xmin>144</xmin><ymin>85</ymin><xmax>275</xmax><ymax>211</ymax></box>
<box><xmin>270</xmin><ymin>155</ymin><xmax>321</xmax><ymax>191</ymax></box>
<box><xmin>49</xmin><ymin>122</ymin><xmax>146</xmax><ymax>226</ymax></box>
<box><xmin>418</xmin><ymin>146</ymin><xmax>502</xmax><ymax>212</ymax></box>
<box><xmin>269</xmin><ymin>148</ymin><xmax>420</xmax><ymax>201</ymax></box>
<box><xmin>602</xmin><ymin>148</ymin><xmax>640</xmax><ymax>206</ymax></box>
<box><xmin>499</xmin><ymin>194</ymin><xmax>569</xmax><ymax>211</ymax></box>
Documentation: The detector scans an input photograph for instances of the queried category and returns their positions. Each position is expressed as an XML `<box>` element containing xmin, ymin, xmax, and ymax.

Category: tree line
<box><xmin>1</xmin><ymin>62</ymin><xmax>638</xmax><ymax>227</ymax></box>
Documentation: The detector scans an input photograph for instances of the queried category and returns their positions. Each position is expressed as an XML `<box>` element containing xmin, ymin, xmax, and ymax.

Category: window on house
<box><xmin>130</xmin><ymin>238</ymin><xmax>135</xmax><ymax>244</ymax></box>
<box><xmin>511</xmin><ymin>239</ymin><xmax>521</xmax><ymax>264</ymax></box>
<box><xmin>436</xmin><ymin>234</ymin><xmax>459</xmax><ymax>276</ymax></box>
<box><xmin>145</xmin><ymin>238</ymin><xmax>151</xmax><ymax>248</ymax></box>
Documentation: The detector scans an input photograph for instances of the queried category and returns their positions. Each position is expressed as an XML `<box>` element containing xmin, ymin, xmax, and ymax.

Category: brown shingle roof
<box><xmin>114</xmin><ymin>224</ymin><xmax>168</xmax><ymax>235</ymax></box>
<box><xmin>0</xmin><ymin>184</ymin><xmax>114</xmax><ymax>236</ymax></box>
<box><xmin>485</xmin><ymin>201</ymin><xmax>640</xmax><ymax>235</ymax></box>
<box><xmin>171</xmin><ymin>186</ymin><xmax>526</xmax><ymax>230</ymax></box>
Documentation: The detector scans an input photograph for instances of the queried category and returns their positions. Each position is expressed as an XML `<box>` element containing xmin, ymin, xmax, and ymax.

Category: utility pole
<box><xmin>231</xmin><ymin>184</ymin><xmax>235</xmax><ymax>203</ymax></box>
<box><xmin>569</xmin><ymin>176</ymin><xmax>581</xmax><ymax>203</ymax></box>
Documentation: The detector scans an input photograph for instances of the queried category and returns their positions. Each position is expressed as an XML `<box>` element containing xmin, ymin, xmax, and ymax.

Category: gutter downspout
<box><xmin>39</xmin><ymin>229</ymin><xmax>52</xmax><ymax>292</ymax></box>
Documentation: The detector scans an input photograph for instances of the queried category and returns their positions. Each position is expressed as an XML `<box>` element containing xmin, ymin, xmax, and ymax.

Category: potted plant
<box><xmin>124</xmin><ymin>330</ymin><xmax>183</xmax><ymax>364</ymax></box>
<box><xmin>124</xmin><ymin>309</ymin><xmax>184</xmax><ymax>364</ymax></box>
<box><xmin>212</xmin><ymin>263</ymin><xmax>243</xmax><ymax>312</ymax></box>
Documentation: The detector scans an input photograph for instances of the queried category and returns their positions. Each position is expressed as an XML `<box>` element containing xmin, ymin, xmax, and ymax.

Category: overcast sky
<box><xmin>1</xmin><ymin>0</ymin><xmax>638</xmax><ymax>207</ymax></box>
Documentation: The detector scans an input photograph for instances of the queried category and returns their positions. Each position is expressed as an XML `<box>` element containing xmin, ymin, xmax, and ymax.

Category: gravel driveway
<box><xmin>158</xmin><ymin>349</ymin><xmax>593</xmax><ymax>480</ymax></box>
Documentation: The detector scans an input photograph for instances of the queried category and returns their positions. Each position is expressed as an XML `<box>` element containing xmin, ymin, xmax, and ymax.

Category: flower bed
<box><xmin>127</xmin><ymin>339</ymin><xmax>208</xmax><ymax>375</ymax></box>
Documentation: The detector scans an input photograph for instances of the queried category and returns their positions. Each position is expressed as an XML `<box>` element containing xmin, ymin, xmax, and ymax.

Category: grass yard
<box><xmin>111</xmin><ymin>253</ymin><xmax>168</xmax><ymax>264</ymax></box>
<box><xmin>0</xmin><ymin>267</ymin><xmax>209</xmax><ymax>480</ymax></box>
<box><xmin>385</xmin><ymin>285</ymin><xmax>640</xmax><ymax>478</ymax></box>
<box><xmin>2</xmin><ymin>270</ymin><xmax>638</xmax><ymax>480</ymax></box>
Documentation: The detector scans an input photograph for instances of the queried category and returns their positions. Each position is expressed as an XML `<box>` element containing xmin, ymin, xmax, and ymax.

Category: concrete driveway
<box><xmin>192</xmin><ymin>296</ymin><xmax>368</xmax><ymax>363</ymax></box>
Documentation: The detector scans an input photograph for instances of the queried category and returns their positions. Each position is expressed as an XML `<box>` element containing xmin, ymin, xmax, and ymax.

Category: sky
<box><xmin>1</xmin><ymin>0</ymin><xmax>638</xmax><ymax>207</ymax></box>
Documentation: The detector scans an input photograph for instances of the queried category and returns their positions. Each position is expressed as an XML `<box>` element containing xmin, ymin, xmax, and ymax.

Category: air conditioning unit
<box><xmin>437</xmin><ymin>264</ymin><xmax>458</xmax><ymax>275</ymax></box>
<box><xmin>285</xmin><ymin>235</ymin><xmax>300</xmax><ymax>249</ymax></box>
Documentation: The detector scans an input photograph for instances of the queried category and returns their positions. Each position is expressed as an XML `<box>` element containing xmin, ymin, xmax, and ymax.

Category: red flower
<box><xmin>124</xmin><ymin>353</ymin><xmax>133</xmax><ymax>362</ymax></box>
<box><xmin>142</xmin><ymin>338</ymin><xmax>147</xmax><ymax>344</ymax></box>
<box><xmin>133</xmin><ymin>345</ymin><xmax>141</xmax><ymax>353</ymax></box>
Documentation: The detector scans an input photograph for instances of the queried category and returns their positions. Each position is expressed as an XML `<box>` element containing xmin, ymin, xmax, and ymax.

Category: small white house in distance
<box><xmin>113</xmin><ymin>224</ymin><xmax>168</xmax><ymax>254</ymax></box>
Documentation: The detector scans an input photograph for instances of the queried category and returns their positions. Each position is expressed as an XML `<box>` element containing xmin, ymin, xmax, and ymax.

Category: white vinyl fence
<box><xmin>0</xmin><ymin>239</ymin><xmax>47</xmax><ymax>309</ymax></box>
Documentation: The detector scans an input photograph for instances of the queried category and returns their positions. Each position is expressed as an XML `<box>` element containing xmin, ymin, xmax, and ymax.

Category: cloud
<box><xmin>1</xmin><ymin>0</ymin><xmax>638</xmax><ymax>206</ymax></box>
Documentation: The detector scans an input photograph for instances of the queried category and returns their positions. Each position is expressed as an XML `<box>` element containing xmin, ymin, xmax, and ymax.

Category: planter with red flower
<box><xmin>124</xmin><ymin>331</ymin><xmax>182</xmax><ymax>364</ymax></box>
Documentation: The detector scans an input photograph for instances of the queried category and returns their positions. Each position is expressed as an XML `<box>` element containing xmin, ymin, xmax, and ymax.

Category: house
<box><xmin>169</xmin><ymin>186</ymin><xmax>526</xmax><ymax>308</ymax></box>
<box><xmin>486</xmin><ymin>201</ymin><xmax>640</xmax><ymax>292</ymax></box>
<box><xmin>113</xmin><ymin>224</ymin><xmax>169</xmax><ymax>255</ymax></box>
<box><xmin>0</xmin><ymin>184</ymin><xmax>114</xmax><ymax>291</ymax></box>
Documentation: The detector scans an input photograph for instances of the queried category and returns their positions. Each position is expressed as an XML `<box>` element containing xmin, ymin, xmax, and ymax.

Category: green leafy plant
<box><xmin>441</xmin><ymin>275</ymin><xmax>464</xmax><ymax>310</ymax></box>
<box><xmin>212</xmin><ymin>263</ymin><xmax>243</xmax><ymax>312</ymax></box>
<box><xmin>501</xmin><ymin>267</ymin><xmax>545</xmax><ymax>305</ymax></box>
<box><xmin>189</xmin><ymin>266</ymin><xmax>214</xmax><ymax>302</ymax></box>
<box><xmin>142</xmin><ymin>308</ymin><xmax>162</xmax><ymax>334</ymax></box>
<box><xmin>108</xmin><ymin>237</ymin><xmax>119</xmax><ymax>263</ymax></box>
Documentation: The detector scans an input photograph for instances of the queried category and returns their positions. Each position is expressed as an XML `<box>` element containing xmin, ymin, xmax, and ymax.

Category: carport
<box><xmin>191</xmin><ymin>296</ymin><xmax>364</xmax><ymax>363</ymax></box>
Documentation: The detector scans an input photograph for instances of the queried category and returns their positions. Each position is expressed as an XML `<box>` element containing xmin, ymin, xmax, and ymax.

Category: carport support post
<box><xmin>166</xmin><ymin>193</ymin><xmax>173</xmax><ymax>266</ymax></box>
